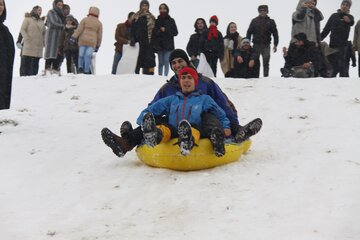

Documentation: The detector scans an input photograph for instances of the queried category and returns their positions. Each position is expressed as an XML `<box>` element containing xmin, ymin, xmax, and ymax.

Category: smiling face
<box><xmin>229</xmin><ymin>23</ymin><xmax>237</xmax><ymax>34</ymax></box>
<box><xmin>180</xmin><ymin>73</ymin><xmax>196</xmax><ymax>94</ymax></box>
<box><xmin>171</xmin><ymin>57</ymin><xmax>189</xmax><ymax>75</ymax></box>
<box><xmin>0</xmin><ymin>0</ymin><xmax>4</xmax><ymax>17</ymax></box>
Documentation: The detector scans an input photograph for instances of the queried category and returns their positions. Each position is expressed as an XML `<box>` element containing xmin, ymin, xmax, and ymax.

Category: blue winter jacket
<box><xmin>149</xmin><ymin>73</ymin><xmax>239</xmax><ymax>125</ymax></box>
<box><xmin>137</xmin><ymin>90</ymin><xmax>230</xmax><ymax>129</ymax></box>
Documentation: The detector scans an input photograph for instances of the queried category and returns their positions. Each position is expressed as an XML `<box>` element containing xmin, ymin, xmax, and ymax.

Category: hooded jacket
<box><xmin>150</xmin><ymin>73</ymin><xmax>239</xmax><ymax>126</ymax></box>
<box><xmin>20</xmin><ymin>12</ymin><xmax>46</xmax><ymax>58</ymax></box>
<box><xmin>72</xmin><ymin>7</ymin><xmax>102</xmax><ymax>49</ymax></box>
<box><xmin>292</xmin><ymin>0</ymin><xmax>323</xmax><ymax>43</ymax></box>
<box><xmin>137</xmin><ymin>90</ymin><xmax>230</xmax><ymax>130</ymax></box>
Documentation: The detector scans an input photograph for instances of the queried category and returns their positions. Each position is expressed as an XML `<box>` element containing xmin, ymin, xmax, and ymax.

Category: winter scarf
<box><xmin>157</xmin><ymin>12</ymin><xmax>169</xmax><ymax>26</ymax></box>
<box><xmin>133</xmin><ymin>10</ymin><xmax>155</xmax><ymax>42</ymax></box>
<box><xmin>208</xmin><ymin>25</ymin><xmax>218</xmax><ymax>41</ymax></box>
<box><xmin>225</xmin><ymin>32</ymin><xmax>240</xmax><ymax>50</ymax></box>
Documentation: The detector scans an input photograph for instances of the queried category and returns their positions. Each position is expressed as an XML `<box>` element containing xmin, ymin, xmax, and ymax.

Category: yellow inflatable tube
<box><xmin>136</xmin><ymin>138</ymin><xmax>251</xmax><ymax>171</ymax></box>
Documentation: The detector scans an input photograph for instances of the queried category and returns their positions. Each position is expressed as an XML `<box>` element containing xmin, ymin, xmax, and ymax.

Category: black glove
<box><xmin>352</xmin><ymin>63</ymin><xmax>357</xmax><ymax>67</ymax></box>
<box><xmin>94</xmin><ymin>47</ymin><xmax>99</xmax><ymax>53</ymax></box>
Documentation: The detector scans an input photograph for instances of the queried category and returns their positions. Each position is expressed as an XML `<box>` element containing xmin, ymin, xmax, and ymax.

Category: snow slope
<box><xmin>1</xmin><ymin>74</ymin><xmax>360</xmax><ymax>239</ymax></box>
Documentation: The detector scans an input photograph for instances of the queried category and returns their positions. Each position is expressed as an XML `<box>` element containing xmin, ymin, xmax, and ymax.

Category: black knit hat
<box><xmin>294</xmin><ymin>32</ymin><xmax>307</xmax><ymax>42</ymax></box>
<box><xmin>140</xmin><ymin>0</ymin><xmax>150</xmax><ymax>8</ymax></box>
<box><xmin>169</xmin><ymin>49</ymin><xmax>191</xmax><ymax>67</ymax></box>
<box><xmin>258</xmin><ymin>5</ymin><xmax>268</xmax><ymax>13</ymax></box>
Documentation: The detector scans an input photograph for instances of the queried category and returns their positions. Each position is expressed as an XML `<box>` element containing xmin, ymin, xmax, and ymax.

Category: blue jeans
<box><xmin>157</xmin><ymin>50</ymin><xmax>171</xmax><ymax>76</ymax></box>
<box><xmin>111</xmin><ymin>51</ymin><xmax>123</xmax><ymax>74</ymax></box>
<box><xmin>78</xmin><ymin>46</ymin><xmax>95</xmax><ymax>73</ymax></box>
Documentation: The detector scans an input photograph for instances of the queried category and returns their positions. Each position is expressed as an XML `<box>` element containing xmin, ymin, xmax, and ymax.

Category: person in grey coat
<box><xmin>292</xmin><ymin>0</ymin><xmax>323</xmax><ymax>45</ymax></box>
<box><xmin>0</xmin><ymin>0</ymin><xmax>15</xmax><ymax>110</ymax></box>
<box><xmin>43</xmin><ymin>0</ymin><xmax>65</xmax><ymax>75</ymax></box>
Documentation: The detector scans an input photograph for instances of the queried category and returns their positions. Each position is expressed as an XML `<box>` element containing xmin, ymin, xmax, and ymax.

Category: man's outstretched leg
<box><xmin>101</xmin><ymin>128</ymin><xmax>133</xmax><ymax>158</ymax></box>
<box><xmin>235</xmin><ymin>118</ymin><xmax>263</xmax><ymax>143</ymax></box>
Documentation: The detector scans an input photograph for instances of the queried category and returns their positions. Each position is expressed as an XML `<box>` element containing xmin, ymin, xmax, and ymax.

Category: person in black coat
<box><xmin>131</xmin><ymin>0</ymin><xmax>156</xmax><ymax>75</ymax></box>
<box><xmin>281</xmin><ymin>32</ymin><xmax>323</xmax><ymax>78</ymax></box>
<box><xmin>246</xmin><ymin>5</ymin><xmax>279</xmax><ymax>77</ymax></box>
<box><xmin>186</xmin><ymin>18</ymin><xmax>207</xmax><ymax>68</ymax></box>
<box><xmin>320</xmin><ymin>0</ymin><xmax>354</xmax><ymax>77</ymax></box>
<box><xmin>228</xmin><ymin>38</ymin><xmax>260</xmax><ymax>79</ymax></box>
<box><xmin>201</xmin><ymin>15</ymin><xmax>224</xmax><ymax>77</ymax></box>
<box><xmin>151</xmin><ymin>3</ymin><xmax>178</xmax><ymax>76</ymax></box>
<box><xmin>0</xmin><ymin>0</ymin><xmax>15</xmax><ymax>110</ymax></box>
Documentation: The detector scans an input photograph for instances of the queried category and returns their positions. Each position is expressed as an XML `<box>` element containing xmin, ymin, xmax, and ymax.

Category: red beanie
<box><xmin>178</xmin><ymin>67</ymin><xmax>199</xmax><ymax>86</ymax></box>
<box><xmin>210</xmin><ymin>15</ymin><xmax>218</xmax><ymax>25</ymax></box>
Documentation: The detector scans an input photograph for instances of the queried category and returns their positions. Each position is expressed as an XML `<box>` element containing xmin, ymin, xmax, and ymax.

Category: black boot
<box><xmin>141</xmin><ymin>113</ymin><xmax>162</xmax><ymax>148</ymax></box>
<box><xmin>101</xmin><ymin>128</ymin><xmax>133</xmax><ymax>157</ymax></box>
<box><xmin>120</xmin><ymin>121</ymin><xmax>133</xmax><ymax>138</ymax></box>
<box><xmin>210</xmin><ymin>128</ymin><xmax>225</xmax><ymax>157</ymax></box>
<box><xmin>243</xmin><ymin>118</ymin><xmax>263</xmax><ymax>139</ymax></box>
<box><xmin>178</xmin><ymin>120</ymin><xmax>194</xmax><ymax>156</ymax></box>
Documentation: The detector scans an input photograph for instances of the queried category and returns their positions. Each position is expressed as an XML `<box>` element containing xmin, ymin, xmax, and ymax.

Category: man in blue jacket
<box><xmin>101</xmin><ymin>49</ymin><xmax>262</xmax><ymax>158</ymax></box>
<box><xmin>137</xmin><ymin>67</ymin><xmax>230</xmax><ymax>157</ymax></box>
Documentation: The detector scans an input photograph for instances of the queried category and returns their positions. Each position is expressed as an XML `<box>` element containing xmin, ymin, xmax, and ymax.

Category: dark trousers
<box><xmin>65</xmin><ymin>50</ymin><xmax>79</xmax><ymax>73</ymax></box>
<box><xmin>45</xmin><ymin>58</ymin><xmax>59</xmax><ymax>71</ymax></box>
<box><xmin>253</xmin><ymin>44</ymin><xmax>270</xmax><ymax>77</ymax></box>
<box><xmin>22</xmin><ymin>56</ymin><xmax>40</xmax><ymax>76</ymax></box>
<box><xmin>329</xmin><ymin>47</ymin><xmax>347</xmax><ymax>77</ymax></box>
<box><xmin>358</xmin><ymin>52</ymin><xmax>360</xmax><ymax>78</ymax></box>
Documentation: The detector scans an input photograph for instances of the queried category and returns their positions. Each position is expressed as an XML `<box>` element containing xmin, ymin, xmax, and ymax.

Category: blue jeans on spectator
<box><xmin>157</xmin><ymin>50</ymin><xmax>171</xmax><ymax>76</ymax></box>
<box><xmin>78</xmin><ymin>45</ymin><xmax>95</xmax><ymax>74</ymax></box>
<box><xmin>111</xmin><ymin>51</ymin><xmax>123</xmax><ymax>74</ymax></box>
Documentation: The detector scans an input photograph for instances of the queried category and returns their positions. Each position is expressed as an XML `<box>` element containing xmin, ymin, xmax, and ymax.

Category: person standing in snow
<box><xmin>0</xmin><ymin>0</ymin><xmax>15</xmax><ymax>110</ymax></box>
<box><xmin>186</xmin><ymin>18</ymin><xmax>208</xmax><ymax>68</ymax></box>
<box><xmin>61</xmin><ymin>14</ymin><xmax>79</xmax><ymax>73</ymax></box>
<box><xmin>201</xmin><ymin>15</ymin><xmax>224</xmax><ymax>77</ymax></box>
<box><xmin>292</xmin><ymin>0</ymin><xmax>323</xmax><ymax>45</ymax></box>
<box><xmin>246</xmin><ymin>5</ymin><xmax>279</xmax><ymax>77</ymax></box>
<box><xmin>43</xmin><ymin>0</ymin><xmax>65</xmax><ymax>75</ymax></box>
<box><xmin>130</xmin><ymin>0</ymin><xmax>156</xmax><ymax>75</ymax></box>
<box><xmin>71</xmin><ymin>6</ymin><xmax>103</xmax><ymax>74</ymax></box>
<box><xmin>20</xmin><ymin>5</ymin><xmax>46</xmax><ymax>76</ymax></box>
<box><xmin>101</xmin><ymin>49</ymin><xmax>262</xmax><ymax>158</ymax></box>
<box><xmin>221</xmin><ymin>22</ymin><xmax>243</xmax><ymax>76</ymax></box>
<box><xmin>352</xmin><ymin>19</ymin><xmax>360</xmax><ymax>77</ymax></box>
<box><xmin>151</xmin><ymin>3</ymin><xmax>178</xmax><ymax>76</ymax></box>
<box><xmin>320</xmin><ymin>0</ymin><xmax>354</xmax><ymax>77</ymax></box>
<box><xmin>111</xmin><ymin>12</ymin><xmax>134</xmax><ymax>75</ymax></box>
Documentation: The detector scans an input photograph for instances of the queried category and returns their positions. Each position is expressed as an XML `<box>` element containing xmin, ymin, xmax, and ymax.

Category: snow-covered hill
<box><xmin>1</xmin><ymin>74</ymin><xmax>360</xmax><ymax>239</ymax></box>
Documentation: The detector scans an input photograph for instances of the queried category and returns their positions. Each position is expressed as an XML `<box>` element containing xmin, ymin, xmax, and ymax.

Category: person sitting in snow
<box><xmin>101</xmin><ymin>49</ymin><xmax>262</xmax><ymax>158</ymax></box>
<box><xmin>281</xmin><ymin>32</ymin><xmax>323</xmax><ymax>78</ymax></box>
<box><xmin>226</xmin><ymin>38</ymin><xmax>260</xmax><ymax>78</ymax></box>
<box><xmin>135</xmin><ymin>67</ymin><xmax>230</xmax><ymax>157</ymax></box>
